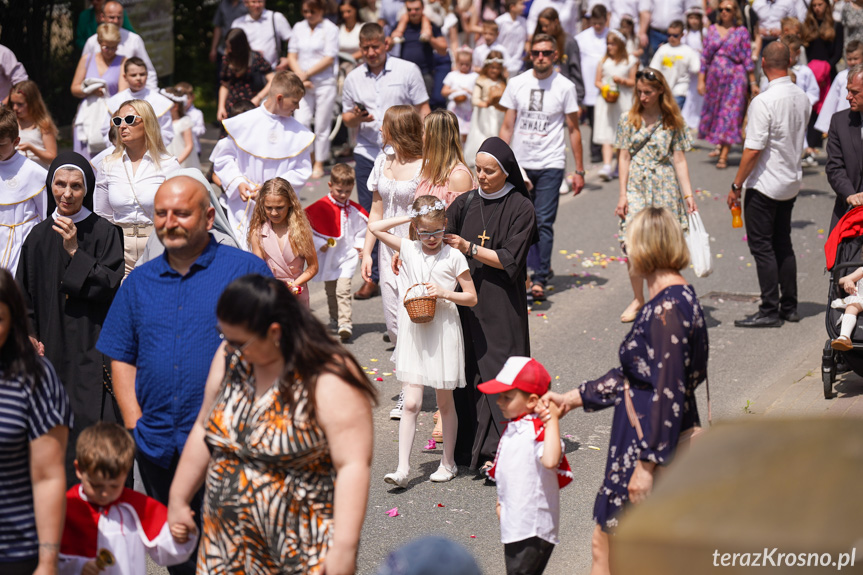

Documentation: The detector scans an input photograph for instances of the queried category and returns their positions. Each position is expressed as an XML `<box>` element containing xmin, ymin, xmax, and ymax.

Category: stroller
<box><xmin>822</xmin><ymin>206</ymin><xmax>863</xmax><ymax>398</ymax></box>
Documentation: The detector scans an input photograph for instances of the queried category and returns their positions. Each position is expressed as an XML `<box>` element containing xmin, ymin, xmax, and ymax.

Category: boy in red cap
<box><xmin>478</xmin><ymin>356</ymin><xmax>573</xmax><ymax>575</ymax></box>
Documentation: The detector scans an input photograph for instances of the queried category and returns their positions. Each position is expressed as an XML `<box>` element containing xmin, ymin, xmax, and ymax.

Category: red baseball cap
<box><xmin>478</xmin><ymin>356</ymin><xmax>550</xmax><ymax>396</ymax></box>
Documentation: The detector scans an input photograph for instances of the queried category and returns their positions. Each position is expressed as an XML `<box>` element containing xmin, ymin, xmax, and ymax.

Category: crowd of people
<box><xmin>0</xmin><ymin>0</ymin><xmax>854</xmax><ymax>573</ymax></box>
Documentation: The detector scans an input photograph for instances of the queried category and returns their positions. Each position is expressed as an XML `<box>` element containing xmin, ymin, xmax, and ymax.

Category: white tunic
<box><xmin>815</xmin><ymin>69</ymin><xmax>849</xmax><ymax>134</ymax></box>
<box><xmin>309</xmin><ymin>196</ymin><xmax>368</xmax><ymax>282</ymax></box>
<box><xmin>103</xmin><ymin>87</ymin><xmax>175</xmax><ymax>148</ymax></box>
<box><xmin>210</xmin><ymin>105</ymin><xmax>313</xmax><ymax>250</ymax></box>
<box><xmin>0</xmin><ymin>152</ymin><xmax>47</xmax><ymax>275</ymax></box>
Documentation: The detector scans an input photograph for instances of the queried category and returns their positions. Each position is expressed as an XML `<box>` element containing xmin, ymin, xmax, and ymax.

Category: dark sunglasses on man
<box><xmin>530</xmin><ymin>49</ymin><xmax>554</xmax><ymax>58</ymax></box>
<box><xmin>111</xmin><ymin>114</ymin><xmax>143</xmax><ymax>127</ymax></box>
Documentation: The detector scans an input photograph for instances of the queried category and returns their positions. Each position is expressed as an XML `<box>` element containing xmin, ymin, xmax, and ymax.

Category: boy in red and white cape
<box><xmin>59</xmin><ymin>423</ymin><xmax>197</xmax><ymax>575</ymax></box>
<box><xmin>305</xmin><ymin>163</ymin><xmax>368</xmax><ymax>341</ymax></box>
<box><xmin>479</xmin><ymin>356</ymin><xmax>573</xmax><ymax>575</ymax></box>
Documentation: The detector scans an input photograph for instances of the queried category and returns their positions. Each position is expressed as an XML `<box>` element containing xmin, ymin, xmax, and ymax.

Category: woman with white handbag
<box><xmin>614</xmin><ymin>67</ymin><xmax>701</xmax><ymax>323</ymax></box>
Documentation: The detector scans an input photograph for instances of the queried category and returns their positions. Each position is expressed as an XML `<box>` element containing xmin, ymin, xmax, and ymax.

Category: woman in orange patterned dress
<box><xmin>167</xmin><ymin>275</ymin><xmax>377</xmax><ymax>574</ymax></box>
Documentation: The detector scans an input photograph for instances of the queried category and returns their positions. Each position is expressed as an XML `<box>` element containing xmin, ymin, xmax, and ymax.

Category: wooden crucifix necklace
<box><xmin>477</xmin><ymin>197</ymin><xmax>502</xmax><ymax>247</ymax></box>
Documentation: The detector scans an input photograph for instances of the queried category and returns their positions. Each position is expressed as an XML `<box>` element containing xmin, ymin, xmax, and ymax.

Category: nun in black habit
<box><xmin>16</xmin><ymin>152</ymin><xmax>125</xmax><ymax>480</ymax></box>
<box><xmin>444</xmin><ymin>137</ymin><xmax>538</xmax><ymax>470</ymax></box>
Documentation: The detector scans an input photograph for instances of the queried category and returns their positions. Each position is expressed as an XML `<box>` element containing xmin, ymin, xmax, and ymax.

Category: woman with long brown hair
<box><xmin>360</xmin><ymin>105</ymin><xmax>423</xmax><ymax>419</ymax></box>
<box><xmin>615</xmin><ymin>68</ymin><xmax>697</xmax><ymax>323</ymax></box>
<box><xmin>248</xmin><ymin>177</ymin><xmax>318</xmax><ymax>307</ymax></box>
<box><xmin>532</xmin><ymin>7</ymin><xmax>585</xmax><ymax>103</ymax></box>
<box><xmin>415</xmin><ymin>109</ymin><xmax>475</xmax><ymax>206</ymax></box>
<box><xmin>216</xmin><ymin>28</ymin><xmax>274</xmax><ymax>120</ymax></box>
<box><xmin>9</xmin><ymin>80</ymin><xmax>58</xmax><ymax>169</ymax></box>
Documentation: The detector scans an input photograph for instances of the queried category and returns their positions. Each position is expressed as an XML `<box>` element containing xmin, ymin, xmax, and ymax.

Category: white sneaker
<box><xmin>389</xmin><ymin>390</ymin><xmax>404</xmax><ymax>420</ymax></box>
<box><xmin>429</xmin><ymin>464</ymin><xmax>458</xmax><ymax>482</ymax></box>
<box><xmin>384</xmin><ymin>470</ymin><xmax>409</xmax><ymax>488</ymax></box>
<box><xmin>801</xmin><ymin>154</ymin><xmax>817</xmax><ymax>168</ymax></box>
<box><xmin>598</xmin><ymin>164</ymin><xmax>613</xmax><ymax>181</ymax></box>
<box><xmin>338</xmin><ymin>324</ymin><xmax>352</xmax><ymax>341</ymax></box>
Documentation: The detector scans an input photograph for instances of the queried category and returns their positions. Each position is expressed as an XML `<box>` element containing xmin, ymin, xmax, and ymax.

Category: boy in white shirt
<box><xmin>815</xmin><ymin>41</ymin><xmax>863</xmax><ymax>134</ymax></box>
<box><xmin>479</xmin><ymin>357</ymin><xmax>573</xmax><ymax>575</ymax></box>
<box><xmin>649</xmin><ymin>20</ymin><xmax>700</xmax><ymax>109</ymax></box>
<box><xmin>473</xmin><ymin>21</ymin><xmax>511</xmax><ymax>73</ymax></box>
<box><xmin>495</xmin><ymin>0</ymin><xmax>529</xmax><ymax>77</ymax></box>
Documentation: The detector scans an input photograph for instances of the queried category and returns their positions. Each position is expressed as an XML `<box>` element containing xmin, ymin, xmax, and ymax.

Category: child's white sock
<box><xmin>840</xmin><ymin>313</ymin><xmax>858</xmax><ymax>339</ymax></box>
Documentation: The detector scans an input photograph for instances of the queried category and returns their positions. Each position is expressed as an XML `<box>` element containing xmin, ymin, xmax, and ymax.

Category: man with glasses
<box><xmin>342</xmin><ymin>22</ymin><xmax>430</xmax><ymax>300</ymax></box>
<box><xmin>82</xmin><ymin>1</ymin><xmax>158</xmax><ymax>89</ymax></box>
<box><xmin>230</xmin><ymin>0</ymin><xmax>292</xmax><ymax>70</ymax></box>
<box><xmin>97</xmin><ymin>174</ymin><xmax>270</xmax><ymax>575</ymax></box>
<box><xmin>499</xmin><ymin>34</ymin><xmax>585</xmax><ymax>301</ymax></box>
<box><xmin>649</xmin><ymin>20</ymin><xmax>700</xmax><ymax>109</ymax></box>
<box><xmin>102</xmin><ymin>57</ymin><xmax>174</xmax><ymax>147</ymax></box>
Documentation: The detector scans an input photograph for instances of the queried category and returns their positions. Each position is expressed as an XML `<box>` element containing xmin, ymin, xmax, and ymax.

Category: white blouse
<box><xmin>288</xmin><ymin>19</ymin><xmax>340</xmax><ymax>83</ymax></box>
<box><xmin>339</xmin><ymin>23</ymin><xmax>361</xmax><ymax>56</ymax></box>
<box><xmin>94</xmin><ymin>150</ymin><xmax>180</xmax><ymax>225</ymax></box>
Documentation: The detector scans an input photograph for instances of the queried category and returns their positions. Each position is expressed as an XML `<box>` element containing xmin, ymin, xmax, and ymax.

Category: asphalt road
<box><xmin>147</xmin><ymin>126</ymin><xmax>837</xmax><ymax>574</ymax></box>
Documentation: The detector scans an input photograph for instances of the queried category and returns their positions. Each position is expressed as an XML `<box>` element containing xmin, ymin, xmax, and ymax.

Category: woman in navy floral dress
<box><xmin>697</xmin><ymin>0</ymin><xmax>757</xmax><ymax>170</ymax></box>
<box><xmin>540</xmin><ymin>207</ymin><xmax>709</xmax><ymax>575</ymax></box>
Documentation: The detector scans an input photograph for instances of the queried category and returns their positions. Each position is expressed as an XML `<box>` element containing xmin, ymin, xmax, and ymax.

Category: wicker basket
<box><xmin>403</xmin><ymin>283</ymin><xmax>437</xmax><ymax>323</ymax></box>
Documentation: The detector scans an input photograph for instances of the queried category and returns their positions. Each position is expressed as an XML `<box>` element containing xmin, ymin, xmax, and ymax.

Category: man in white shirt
<box><xmin>638</xmin><ymin>0</ymin><xmax>697</xmax><ymax>63</ymax></box>
<box><xmin>82</xmin><ymin>1</ymin><xmax>159</xmax><ymax>90</ymax></box>
<box><xmin>496</xmin><ymin>0</ymin><xmax>528</xmax><ymax>77</ymax></box>
<box><xmin>752</xmin><ymin>0</ymin><xmax>799</xmax><ymax>59</ymax></box>
<box><xmin>230</xmin><ymin>0</ymin><xmax>291</xmax><ymax>70</ymax></box>
<box><xmin>102</xmin><ymin>58</ymin><xmax>174</xmax><ymax>148</ymax></box>
<box><xmin>815</xmin><ymin>41</ymin><xmax>863</xmax><ymax>133</ymax></box>
<box><xmin>576</xmin><ymin>5</ymin><xmax>609</xmax><ymax>163</ymax></box>
<box><xmin>341</xmin><ymin>22</ymin><xmax>430</xmax><ymax>299</ymax></box>
<box><xmin>500</xmin><ymin>34</ymin><xmax>585</xmax><ymax>297</ymax></box>
<box><xmin>527</xmin><ymin>0</ymin><xmax>581</xmax><ymax>36</ymax></box>
<box><xmin>649</xmin><ymin>20</ymin><xmax>700</xmax><ymax>108</ymax></box>
<box><xmin>727</xmin><ymin>41</ymin><xmax>810</xmax><ymax>328</ymax></box>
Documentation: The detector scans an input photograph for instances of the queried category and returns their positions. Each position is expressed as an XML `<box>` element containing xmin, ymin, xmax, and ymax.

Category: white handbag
<box><xmin>685</xmin><ymin>210</ymin><xmax>713</xmax><ymax>278</ymax></box>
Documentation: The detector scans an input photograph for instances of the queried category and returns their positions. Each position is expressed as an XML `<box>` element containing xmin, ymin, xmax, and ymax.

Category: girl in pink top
<box><xmin>415</xmin><ymin>110</ymin><xmax>476</xmax><ymax>207</ymax></box>
<box><xmin>248</xmin><ymin>177</ymin><xmax>318</xmax><ymax>307</ymax></box>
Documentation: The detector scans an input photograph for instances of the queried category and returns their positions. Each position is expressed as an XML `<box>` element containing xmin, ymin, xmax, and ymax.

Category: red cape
<box><xmin>61</xmin><ymin>485</ymin><xmax>169</xmax><ymax>557</ymax></box>
<box><xmin>305</xmin><ymin>196</ymin><xmax>368</xmax><ymax>238</ymax></box>
<box><xmin>825</xmin><ymin>206</ymin><xmax>863</xmax><ymax>270</ymax></box>
<box><xmin>487</xmin><ymin>415</ymin><xmax>573</xmax><ymax>489</ymax></box>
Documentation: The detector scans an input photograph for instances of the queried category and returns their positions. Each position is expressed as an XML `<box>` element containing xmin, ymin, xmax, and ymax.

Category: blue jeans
<box><xmin>524</xmin><ymin>168</ymin><xmax>564</xmax><ymax>286</ymax></box>
<box><xmin>354</xmin><ymin>152</ymin><xmax>379</xmax><ymax>283</ymax></box>
<box><xmin>675</xmin><ymin>95</ymin><xmax>686</xmax><ymax>109</ymax></box>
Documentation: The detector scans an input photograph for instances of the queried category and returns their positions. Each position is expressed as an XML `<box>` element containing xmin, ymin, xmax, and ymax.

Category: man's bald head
<box><xmin>762</xmin><ymin>41</ymin><xmax>791</xmax><ymax>72</ymax></box>
<box><xmin>102</xmin><ymin>1</ymin><xmax>124</xmax><ymax>26</ymax></box>
<box><xmin>154</xmin><ymin>176</ymin><xmax>215</xmax><ymax>259</ymax></box>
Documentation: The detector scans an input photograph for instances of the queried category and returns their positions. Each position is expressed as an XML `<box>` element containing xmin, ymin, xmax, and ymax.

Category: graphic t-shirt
<box><xmin>499</xmin><ymin>71</ymin><xmax>579</xmax><ymax>170</ymax></box>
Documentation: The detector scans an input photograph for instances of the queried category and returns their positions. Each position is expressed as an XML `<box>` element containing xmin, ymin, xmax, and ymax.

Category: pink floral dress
<box><xmin>698</xmin><ymin>25</ymin><xmax>753</xmax><ymax>146</ymax></box>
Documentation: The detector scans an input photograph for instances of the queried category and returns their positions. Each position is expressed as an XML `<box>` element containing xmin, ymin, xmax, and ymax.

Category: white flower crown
<box><xmin>409</xmin><ymin>200</ymin><xmax>446</xmax><ymax>218</ymax></box>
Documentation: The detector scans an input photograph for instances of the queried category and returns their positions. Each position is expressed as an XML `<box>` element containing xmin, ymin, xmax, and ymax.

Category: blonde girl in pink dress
<box><xmin>248</xmin><ymin>177</ymin><xmax>318</xmax><ymax>307</ymax></box>
<box><xmin>415</xmin><ymin>109</ymin><xmax>476</xmax><ymax>207</ymax></box>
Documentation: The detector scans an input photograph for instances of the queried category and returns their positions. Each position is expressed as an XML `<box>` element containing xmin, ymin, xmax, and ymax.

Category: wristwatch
<box><xmin>731</xmin><ymin>183</ymin><xmax>742</xmax><ymax>192</ymax></box>
<box><xmin>574</xmin><ymin>170</ymin><xmax>586</xmax><ymax>176</ymax></box>
<box><xmin>470</xmin><ymin>243</ymin><xmax>478</xmax><ymax>258</ymax></box>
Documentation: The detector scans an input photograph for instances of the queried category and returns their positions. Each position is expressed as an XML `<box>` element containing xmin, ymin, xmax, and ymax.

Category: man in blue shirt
<box><xmin>394</xmin><ymin>0</ymin><xmax>449</xmax><ymax>109</ymax></box>
<box><xmin>98</xmin><ymin>175</ymin><xmax>270</xmax><ymax>575</ymax></box>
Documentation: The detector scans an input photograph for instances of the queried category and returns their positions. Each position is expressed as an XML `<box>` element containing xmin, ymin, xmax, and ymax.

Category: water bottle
<box><xmin>731</xmin><ymin>201</ymin><xmax>743</xmax><ymax>228</ymax></box>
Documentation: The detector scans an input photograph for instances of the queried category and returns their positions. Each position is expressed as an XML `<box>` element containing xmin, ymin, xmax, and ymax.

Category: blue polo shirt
<box><xmin>97</xmin><ymin>236</ymin><xmax>271</xmax><ymax>468</ymax></box>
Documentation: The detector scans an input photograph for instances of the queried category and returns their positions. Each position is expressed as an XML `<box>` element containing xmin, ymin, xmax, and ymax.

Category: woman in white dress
<box><xmin>9</xmin><ymin>81</ymin><xmax>57</xmax><ymax>170</ymax></box>
<box><xmin>594</xmin><ymin>29</ymin><xmax>638</xmax><ymax>181</ymax></box>
<box><xmin>162</xmin><ymin>87</ymin><xmax>200</xmax><ymax>170</ymax></box>
<box><xmin>360</xmin><ymin>105</ymin><xmax>424</xmax><ymax>344</ymax></box>
<box><xmin>681</xmin><ymin>7</ymin><xmax>706</xmax><ymax>133</ymax></box>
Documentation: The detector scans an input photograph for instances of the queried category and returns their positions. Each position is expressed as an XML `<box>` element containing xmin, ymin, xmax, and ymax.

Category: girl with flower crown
<box><xmin>369</xmin><ymin>195</ymin><xmax>478</xmax><ymax>487</ymax></box>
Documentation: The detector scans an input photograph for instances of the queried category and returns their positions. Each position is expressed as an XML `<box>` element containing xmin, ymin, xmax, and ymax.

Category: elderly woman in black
<box><xmin>443</xmin><ymin>137</ymin><xmax>538</xmax><ymax>471</ymax></box>
<box><xmin>539</xmin><ymin>207</ymin><xmax>709</xmax><ymax>575</ymax></box>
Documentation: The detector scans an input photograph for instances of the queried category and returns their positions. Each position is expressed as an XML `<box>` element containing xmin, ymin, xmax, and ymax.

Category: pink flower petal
<box><xmin>386</xmin><ymin>507</ymin><xmax>399</xmax><ymax>517</ymax></box>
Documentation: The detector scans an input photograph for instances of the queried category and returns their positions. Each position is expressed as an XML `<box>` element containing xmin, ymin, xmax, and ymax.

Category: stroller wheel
<box><xmin>822</xmin><ymin>339</ymin><xmax>836</xmax><ymax>399</ymax></box>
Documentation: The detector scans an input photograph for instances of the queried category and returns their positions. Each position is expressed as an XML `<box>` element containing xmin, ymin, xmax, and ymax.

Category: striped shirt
<box><xmin>0</xmin><ymin>359</ymin><xmax>72</xmax><ymax>561</ymax></box>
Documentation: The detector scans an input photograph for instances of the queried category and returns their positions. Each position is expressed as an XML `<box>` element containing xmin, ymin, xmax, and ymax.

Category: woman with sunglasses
<box><xmin>94</xmin><ymin>99</ymin><xmax>180</xmax><ymax>277</ymax></box>
<box><xmin>697</xmin><ymin>1</ymin><xmax>757</xmax><ymax>170</ymax></box>
<box><xmin>71</xmin><ymin>23</ymin><xmax>127</xmax><ymax>159</ymax></box>
<box><xmin>168</xmin><ymin>274</ymin><xmax>377</xmax><ymax>574</ymax></box>
<box><xmin>615</xmin><ymin>67</ymin><xmax>697</xmax><ymax>323</ymax></box>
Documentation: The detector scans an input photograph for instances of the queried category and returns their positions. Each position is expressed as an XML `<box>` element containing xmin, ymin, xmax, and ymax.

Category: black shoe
<box><xmin>780</xmin><ymin>310</ymin><xmax>800</xmax><ymax>322</ymax></box>
<box><xmin>734</xmin><ymin>313</ymin><xmax>784</xmax><ymax>328</ymax></box>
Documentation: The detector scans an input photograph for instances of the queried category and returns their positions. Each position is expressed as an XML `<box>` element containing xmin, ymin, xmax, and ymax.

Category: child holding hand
<box><xmin>370</xmin><ymin>195</ymin><xmax>477</xmax><ymax>487</ymax></box>
<box><xmin>479</xmin><ymin>356</ymin><xmax>573</xmax><ymax>575</ymax></box>
<box><xmin>59</xmin><ymin>423</ymin><xmax>197</xmax><ymax>575</ymax></box>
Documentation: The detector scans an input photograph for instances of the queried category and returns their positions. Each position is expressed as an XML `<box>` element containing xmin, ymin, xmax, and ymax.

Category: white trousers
<box><xmin>294</xmin><ymin>80</ymin><xmax>337</xmax><ymax>162</ymax></box>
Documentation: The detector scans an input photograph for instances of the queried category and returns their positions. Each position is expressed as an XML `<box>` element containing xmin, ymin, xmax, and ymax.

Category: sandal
<box><xmin>530</xmin><ymin>283</ymin><xmax>546</xmax><ymax>300</ymax></box>
<box><xmin>716</xmin><ymin>157</ymin><xmax>728</xmax><ymax>170</ymax></box>
<box><xmin>708</xmin><ymin>146</ymin><xmax>721</xmax><ymax>158</ymax></box>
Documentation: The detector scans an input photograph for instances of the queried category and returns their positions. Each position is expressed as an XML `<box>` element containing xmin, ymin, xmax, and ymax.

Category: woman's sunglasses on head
<box><xmin>111</xmin><ymin>114</ymin><xmax>142</xmax><ymax>127</ymax></box>
<box><xmin>636</xmin><ymin>69</ymin><xmax>659</xmax><ymax>81</ymax></box>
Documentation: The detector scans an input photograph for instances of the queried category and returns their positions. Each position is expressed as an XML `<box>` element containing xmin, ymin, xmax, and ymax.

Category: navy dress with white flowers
<box><xmin>578</xmin><ymin>284</ymin><xmax>709</xmax><ymax>532</ymax></box>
